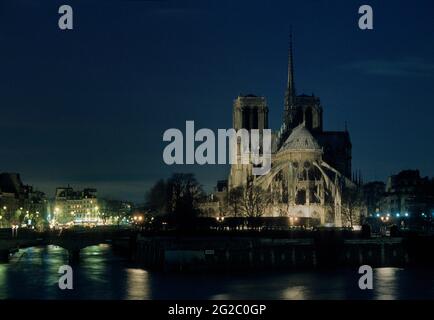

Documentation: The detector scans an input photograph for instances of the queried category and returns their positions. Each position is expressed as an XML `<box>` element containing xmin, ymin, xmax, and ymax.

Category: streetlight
<box><xmin>216</xmin><ymin>216</ymin><xmax>225</xmax><ymax>223</ymax></box>
<box><xmin>11</xmin><ymin>225</ymin><xmax>19</xmax><ymax>237</ymax></box>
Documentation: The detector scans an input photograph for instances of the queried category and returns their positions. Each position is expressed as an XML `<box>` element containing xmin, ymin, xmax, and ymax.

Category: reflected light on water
<box><xmin>210</xmin><ymin>293</ymin><xmax>230</xmax><ymax>300</ymax></box>
<box><xmin>81</xmin><ymin>245</ymin><xmax>113</xmax><ymax>285</ymax></box>
<box><xmin>281</xmin><ymin>285</ymin><xmax>308</xmax><ymax>300</ymax></box>
<box><xmin>1</xmin><ymin>245</ymin><xmax>430</xmax><ymax>300</ymax></box>
<box><xmin>374</xmin><ymin>267</ymin><xmax>401</xmax><ymax>300</ymax></box>
<box><xmin>0</xmin><ymin>264</ymin><xmax>8</xmax><ymax>299</ymax></box>
<box><xmin>125</xmin><ymin>268</ymin><xmax>150</xmax><ymax>300</ymax></box>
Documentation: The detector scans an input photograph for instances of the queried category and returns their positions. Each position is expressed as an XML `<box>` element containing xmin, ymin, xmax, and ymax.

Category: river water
<box><xmin>0</xmin><ymin>245</ymin><xmax>432</xmax><ymax>300</ymax></box>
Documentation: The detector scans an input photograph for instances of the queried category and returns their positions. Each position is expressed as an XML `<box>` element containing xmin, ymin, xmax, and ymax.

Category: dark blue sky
<box><xmin>1</xmin><ymin>0</ymin><xmax>434</xmax><ymax>202</ymax></box>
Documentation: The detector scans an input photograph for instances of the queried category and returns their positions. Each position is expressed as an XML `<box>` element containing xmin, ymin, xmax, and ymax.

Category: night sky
<box><xmin>1</xmin><ymin>0</ymin><xmax>434</xmax><ymax>202</ymax></box>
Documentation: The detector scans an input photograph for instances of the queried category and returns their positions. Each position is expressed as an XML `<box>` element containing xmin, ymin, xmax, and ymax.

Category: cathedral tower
<box><xmin>233</xmin><ymin>95</ymin><xmax>268</xmax><ymax>131</ymax></box>
<box><xmin>229</xmin><ymin>95</ymin><xmax>269</xmax><ymax>189</ymax></box>
<box><xmin>281</xmin><ymin>33</ymin><xmax>323</xmax><ymax>145</ymax></box>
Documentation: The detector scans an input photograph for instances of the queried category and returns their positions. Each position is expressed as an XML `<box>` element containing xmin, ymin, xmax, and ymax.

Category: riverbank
<box><xmin>133</xmin><ymin>233</ymin><xmax>434</xmax><ymax>271</ymax></box>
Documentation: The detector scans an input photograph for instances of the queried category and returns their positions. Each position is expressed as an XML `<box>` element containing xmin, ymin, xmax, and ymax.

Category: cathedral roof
<box><xmin>280</xmin><ymin>123</ymin><xmax>321</xmax><ymax>151</ymax></box>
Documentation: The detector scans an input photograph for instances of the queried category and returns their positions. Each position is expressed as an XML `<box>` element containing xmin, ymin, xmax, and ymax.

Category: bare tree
<box><xmin>227</xmin><ymin>186</ymin><xmax>243</xmax><ymax>217</ymax></box>
<box><xmin>240</xmin><ymin>177</ymin><xmax>271</xmax><ymax>218</ymax></box>
<box><xmin>145</xmin><ymin>179</ymin><xmax>168</xmax><ymax>215</ymax></box>
<box><xmin>146</xmin><ymin>173</ymin><xmax>204</xmax><ymax>230</ymax></box>
<box><xmin>166</xmin><ymin>173</ymin><xmax>204</xmax><ymax>218</ymax></box>
<box><xmin>342</xmin><ymin>187</ymin><xmax>364</xmax><ymax>227</ymax></box>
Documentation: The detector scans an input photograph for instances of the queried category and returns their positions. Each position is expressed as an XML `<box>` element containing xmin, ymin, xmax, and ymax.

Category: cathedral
<box><xmin>226</xmin><ymin>36</ymin><xmax>357</xmax><ymax>227</ymax></box>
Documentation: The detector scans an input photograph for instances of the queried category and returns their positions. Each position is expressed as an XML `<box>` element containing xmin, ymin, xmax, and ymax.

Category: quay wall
<box><xmin>133</xmin><ymin>235</ymin><xmax>434</xmax><ymax>271</ymax></box>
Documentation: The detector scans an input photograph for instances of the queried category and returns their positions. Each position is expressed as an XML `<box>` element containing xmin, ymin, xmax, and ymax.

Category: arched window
<box><xmin>305</xmin><ymin>107</ymin><xmax>313</xmax><ymax>130</ymax></box>
<box><xmin>252</xmin><ymin>107</ymin><xmax>258</xmax><ymax>129</ymax></box>
<box><xmin>295</xmin><ymin>189</ymin><xmax>306</xmax><ymax>205</ymax></box>
<box><xmin>310</xmin><ymin>187</ymin><xmax>320</xmax><ymax>203</ymax></box>
<box><xmin>242</xmin><ymin>108</ymin><xmax>250</xmax><ymax>129</ymax></box>
<box><xmin>303</xmin><ymin>169</ymin><xmax>308</xmax><ymax>180</ymax></box>
<box><xmin>296</xmin><ymin>109</ymin><xmax>304</xmax><ymax>125</ymax></box>
<box><xmin>326</xmin><ymin>211</ymin><xmax>334</xmax><ymax>223</ymax></box>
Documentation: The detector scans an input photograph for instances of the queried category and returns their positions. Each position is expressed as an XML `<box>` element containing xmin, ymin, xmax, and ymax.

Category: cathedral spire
<box><xmin>284</xmin><ymin>29</ymin><xmax>296</xmax><ymax>109</ymax></box>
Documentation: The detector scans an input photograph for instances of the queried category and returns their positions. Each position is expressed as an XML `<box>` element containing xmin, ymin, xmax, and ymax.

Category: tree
<box><xmin>342</xmin><ymin>187</ymin><xmax>364</xmax><ymax>228</ymax></box>
<box><xmin>145</xmin><ymin>173</ymin><xmax>204</xmax><ymax>230</ymax></box>
<box><xmin>6</xmin><ymin>209</ymin><xmax>21</xmax><ymax>226</ymax></box>
<box><xmin>145</xmin><ymin>179</ymin><xmax>168</xmax><ymax>215</ymax></box>
<box><xmin>167</xmin><ymin>173</ymin><xmax>203</xmax><ymax>218</ymax></box>
<box><xmin>145</xmin><ymin>174</ymin><xmax>204</xmax><ymax>230</ymax></box>
<box><xmin>240</xmin><ymin>177</ymin><xmax>271</xmax><ymax>218</ymax></box>
<box><xmin>227</xmin><ymin>186</ymin><xmax>243</xmax><ymax>217</ymax></box>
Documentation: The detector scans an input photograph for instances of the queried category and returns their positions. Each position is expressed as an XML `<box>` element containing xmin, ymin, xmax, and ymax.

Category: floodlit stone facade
<box><xmin>227</xmin><ymin>37</ymin><xmax>356</xmax><ymax>227</ymax></box>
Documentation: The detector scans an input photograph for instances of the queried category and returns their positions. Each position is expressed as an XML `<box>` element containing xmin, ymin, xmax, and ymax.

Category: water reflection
<box><xmin>125</xmin><ymin>268</ymin><xmax>150</xmax><ymax>300</ymax></box>
<box><xmin>81</xmin><ymin>244</ymin><xmax>112</xmax><ymax>284</ymax></box>
<box><xmin>0</xmin><ymin>264</ymin><xmax>9</xmax><ymax>299</ymax></box>
<box><xmin>281</xmin><ymin>286</ymin><xmax>308</xmax><ymax>299</ymax></box>
<box><xmin>0</xmin><ymin>246</ymin><xmax>432</xmax><ymax>300</ymax></box>
<box><xmin>279</xmin><ymin>273</ymin><xmax>348</xmax><ymax>300</ymax></box>
<box><xmin>374</xmin><ymin>268</ymin><xmax>400</xmax><ymax>300</ymax></box>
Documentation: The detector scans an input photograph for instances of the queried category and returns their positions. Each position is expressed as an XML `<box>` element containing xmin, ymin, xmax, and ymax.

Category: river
<box><xmin>0</xmin><ymin>245</ymin><xmax>432</xmax><ymax>300</ymax></box>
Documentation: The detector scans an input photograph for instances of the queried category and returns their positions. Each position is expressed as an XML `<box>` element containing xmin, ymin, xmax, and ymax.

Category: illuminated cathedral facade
<box><xmin>227</xmin><ymin>36</ymin><xmax>358</xmax><ymax>227</ymax></box>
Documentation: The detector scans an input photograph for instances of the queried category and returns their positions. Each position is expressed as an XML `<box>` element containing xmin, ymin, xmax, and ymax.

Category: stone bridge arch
<box><xmin>0</xmin><ymin>228</ymin><xmax>134</xmax><ymax>263</ymax></box>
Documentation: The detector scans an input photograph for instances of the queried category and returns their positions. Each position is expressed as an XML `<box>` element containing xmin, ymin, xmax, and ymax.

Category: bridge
<box><xmin>0</xmin><ymin>227</ymin><xmax>134</xmax><ymax>263</ymax></box>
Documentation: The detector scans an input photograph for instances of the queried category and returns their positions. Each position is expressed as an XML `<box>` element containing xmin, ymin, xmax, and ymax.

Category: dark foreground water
<box><xmin>0</xmin><ymin>245</ymin><xmax>433</xmax><ymax>300</ymax></box>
